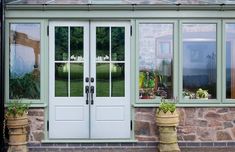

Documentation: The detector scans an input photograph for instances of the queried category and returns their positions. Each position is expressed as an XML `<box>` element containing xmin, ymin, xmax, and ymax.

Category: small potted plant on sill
<box><xmin>156</xmin><ymin>98</ymin><xmax>180</xmax><ymax>152</ymax></box>
<box><xmin>196</xmin><ymin>88</ymin><xmax>209</xmax><ymax>99</ymax></box>
<box><xmin>5</xmin><ymin>100</ymin><xmax>30</xmax><ymax>152</ymax></box>
<box><xmin>182</xmin><ymin>90</ymin><xmax>191</xmax><ymax>99</ymax></box>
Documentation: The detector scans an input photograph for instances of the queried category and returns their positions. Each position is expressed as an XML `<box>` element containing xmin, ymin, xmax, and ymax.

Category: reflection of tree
<box><xmin>55</xmin><ymin>27</ymin><xmax>68</xmax><ymax>60</ymax></box>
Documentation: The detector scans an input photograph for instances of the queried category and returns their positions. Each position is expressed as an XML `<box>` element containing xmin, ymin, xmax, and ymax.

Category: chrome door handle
<box><xmin>85</xmin><ymin>86</ymin><xmax>89</xmax><ymax>105</ymax></box>
<box><xmin>90</xmin><ymin>86</ymin><xmax>94</xmax><ymax>105</ymax></box>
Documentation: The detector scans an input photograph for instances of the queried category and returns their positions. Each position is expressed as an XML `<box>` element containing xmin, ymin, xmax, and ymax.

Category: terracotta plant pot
<box><xmin>156</xmin><ymin>110</ymin><xmax>180</xmax><ymax>152</ymax></box>
<box><xmin>6</xmin><ymin>112</ymin><xmax>29</xmax><ymax>152</ymax></box>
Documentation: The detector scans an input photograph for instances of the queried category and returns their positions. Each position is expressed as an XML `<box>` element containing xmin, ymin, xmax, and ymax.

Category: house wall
<box><xmin>27</xmin><ymin>107</ymin><xmax>235</xmax><ymax>142</ymax></box>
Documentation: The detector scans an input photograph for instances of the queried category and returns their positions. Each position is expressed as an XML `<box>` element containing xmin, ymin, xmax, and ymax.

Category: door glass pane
<box><xmin>183</xmin><ymin>24</ymin><xmax>217</xmax><ymax>99</ymax></box>
<box><xmin>225</xmin><ymin>24</ymin><xmax>235</xmax><ymax>99</ymax></box>
<box><xmin>96</xmin><ymin>27</ymin><xmax>110</xmax><ymax>61</ymax></box>
<box><xmin>111</xmin><ymin>27</ymin><xmax>125</xmax><ymax>61</ymax></box>
<box><xmin>9</xmin><ymin>23</ymin><xmax>40</xmax><ymax>99</ymax></box>
<box><xmin>111</xmin><ymin>63</ymin><xmax>125</xmax><ymax>97</ymax></box>
<box><xmin>139</xmin><ymin>24</ymin><xmax>173</xmax><ymax>99</ymax></box>
<box><xmin>70</xmin><ymin>27</ymin><xmax>84</xmax><ymax>61</ymax></box>
<box><xmin>55</xmin><ymin>27</ymin><xmax>68</xmax><ymax>61</ymax></box>
<box><xmin>55</xmin><ymin>63</ymin><xmax>68</xmax><ymax>96</ymax></box>
<box><xmin>70</xmin><ymin>63</ymin><xmax>83</xmax><ymax>97</ymax></box>
<box><xmin>96</xmin><ymin>63</ymin><xmax>109</xmax><ymax>97</ymax></box>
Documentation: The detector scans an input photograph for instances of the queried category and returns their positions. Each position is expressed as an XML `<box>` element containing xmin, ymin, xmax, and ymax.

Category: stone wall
<box><xmin>135</xmin><ymin>108</ymin><xmax>235</xmax><ymax>141</ymax></box>
<box><xmin>28</xmin><ymin>108</ymin><xmax>44</xmax><ymax>143</ymax></box>
<box><xmin>26</xmin><ymin>107</ymin><xmax>235</xmax><ymax>143</ymax></box>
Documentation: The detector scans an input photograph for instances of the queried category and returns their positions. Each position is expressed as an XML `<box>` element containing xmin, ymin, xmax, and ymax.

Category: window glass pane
<box><xmin>9</xmin><ymin>23</ymin><xmax>40</xmax><ymax>99</ymax></box>
<box><xmin>183</xmin><ymin>24</ymin><xmax>217</xmax><ymax>99</ymax></box>
<box><xmin>226</xmin><ymin>24</ymin><xmax>235</xmax><ymax>99</ymax></box>
<box><xmin>96</xmin><ymin>27</ymin><xmax>110</xmax><ymax>61</ymax></box>
<box><xmin>111</xmin><ymin>63</ymin><xmax>125</xmax><ymax>96</ymax></box>
<box><xmin>55</xmin><ymin>27</ymin><xmax>68</xmax><ymax>61</ymax></box>
<box><xmin>55</xmin><ymin>63</ymin><xmax>68</xmax><ymax>97</ymax></box>
<box><xmin>111</xmin><ymin>27</ymin><xmax>125</xmax><ymax>61</ymax></box>
<box><xmin>70</xmin><ymin>27</ymin><xmax>83</xmax><ymax>61</ymax></box>
<box><xmin>139</xmin><ymin>24</ymin><xmax>173</xmax><ymax>99</ymax></box>
<box><xmin>70</xmin><ymin>63</ymin><xmax>83</xmax><ymax>97</ymax></box>
<box><xmin>96</xmin><ymin>63</ymin><xmax>109</xmax><ymax>97</ymax></box>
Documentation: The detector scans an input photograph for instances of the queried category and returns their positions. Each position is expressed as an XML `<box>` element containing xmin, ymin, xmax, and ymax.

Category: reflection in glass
<box><xmin>111</xmin><ymin>27</ymin><xmax>125</xmax><ymax>61</ymax></box>
<box><xmin>96</xmin><ymin>63</ymin><xmax>109</xmax><ymax>97</ymax></box>
<box><xmin>226</xmin><ymin>24</ymin><xmax>235</xmax><ymax>99</ymax></box>
<box><xmin>9</xmin><ymin>24</ymin><xmax>40</xmax><ymax>99</ymax></box>
<box><xmin>70</xmin><ymin>63</ymin><xmax>83</xmax><ymax>96</ymax></box>
<box><xmin>96</xmin><ymin>27</ymin><xmax>110</xmax><ymax>61</ymax></box>
<box><xmin>111</xmin><ymin>63</ymin><xmax>125</xmax><ymax>96</ymax></box>
<box><xmin>70</xmin><ymin>27</ymin><xmax>84</xmax><ymax>61</ymax></box>
<box><xmin>183</xmin><ymin>24</ymin><xmax>217</xmax><ymax>99</ymax></box>
<box><xmin>55</xmin><ymin>27</ymin><xmax>68</xmax><ymax>61</ymax></box>
<box><xmin>139</xmin><ymin>24</ymin><xmax>173</xmax><ymax>99</ymax></box>
<box><xmin>55</xmin><ymin>63</ymin><xmax>68</xmax><ymax>97</ymax></box>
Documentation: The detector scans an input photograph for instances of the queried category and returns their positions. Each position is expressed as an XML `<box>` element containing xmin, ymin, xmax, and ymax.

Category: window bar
<box><xmin>109</xmin><ymin>27</ymin><xmax>112</xmax><ymax>97</ymax></box>
<box><xmin>68</xmin><ymin>27</ymin><xmax>71</xmax><ymax>97</ymax></box>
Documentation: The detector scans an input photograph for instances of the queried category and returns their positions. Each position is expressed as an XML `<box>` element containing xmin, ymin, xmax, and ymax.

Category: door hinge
<box><xmin>47</xmin><ymin>25</ymin><xmax>49</xmax><ymax>36</ymax></box>
<box><xmin>130</xmin><ymin>25</ymin><xmax>132</xmax><ymax>36</ymax></box>
<box><xmin>47</xmin><ymin>121</ymin><xmax>49</xmax><ymax>131</ymax></box>
<box><xmin>130</xmin><ymin>120</ymin><xmax>133</xmax><ymax>130</ymax></box>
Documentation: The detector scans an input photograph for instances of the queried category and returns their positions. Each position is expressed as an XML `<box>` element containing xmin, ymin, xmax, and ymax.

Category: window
<box><xmin>9</xmin><ymin>23</ymin><xmax>41</xmax><ymax>99</ymax></box>
<box><xmin>225</xmin><ymin>23</ymin><xmax>235</xmax><ymax>99</ymax></box>
<box><xmin>139</xmin><ymin>23</ymin><xmax>174</xmax><ymax>100</ymax></box>
<box><xmin>182</xmin><ymin>24</ymin><xmax>217</xmax><ymax>99</ymax></box>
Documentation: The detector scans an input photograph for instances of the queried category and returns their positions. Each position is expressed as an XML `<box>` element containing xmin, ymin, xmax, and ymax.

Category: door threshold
<box><xmin>42</xmin><ymin>139</ymin><xmax>137</xmax><ymax>143</ymax></box>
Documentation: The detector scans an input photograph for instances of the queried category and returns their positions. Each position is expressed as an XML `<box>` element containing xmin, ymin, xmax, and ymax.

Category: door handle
<box><xmin>85</xmin><ymin>86</ymin><xmax>89</xmax><ymax>105</ymax></box>
<box><xmin>90</xmin><ymin>86</ymin><xmax>94</xmax><ymax>105</ymax></box>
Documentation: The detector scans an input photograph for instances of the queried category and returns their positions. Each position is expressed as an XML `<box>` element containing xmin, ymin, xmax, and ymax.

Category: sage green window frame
<box><xmin>5</xmin><ymin>19</ymin><xmax>48</xmax><ymax>107</ymax></box>
<box><xmin>135</xmin><ymin>19</ymin><xmax>225</xmax><ymax>106</ymax></box>
<box><xmin>178</xmin><ymin>20</ymin><xmax>222</xmax><ymax>104</ymax></box>
<box><xmin>222</xmin><ymin>20</ymin><xmax>235</xmax><ymax>104</ymax></box>
<box><xmin>135</xmin><ymin>20</ymin><xmax>178</xmax><ymax>104</ymax></box>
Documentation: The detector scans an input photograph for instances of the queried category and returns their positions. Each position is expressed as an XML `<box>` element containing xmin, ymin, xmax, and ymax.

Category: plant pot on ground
<box><xmin>5</xmin><ymin>100</ymin><xmax>30</xmax><ymax>152</ymax></box>
<box><xmin>156</xmin><ymin>99</ymin><xmax>180</xmax><ymax>152</ymax></box>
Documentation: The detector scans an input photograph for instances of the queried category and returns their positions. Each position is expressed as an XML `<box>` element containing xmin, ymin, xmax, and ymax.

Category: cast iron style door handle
<box><xmin>90</xmin><ymin>86</ymin><xmax>94</xmax><ymax>105</ymax></box>
<box><xmin>85</xmin><ymin>86</ymin><xmax>89</xmax><ymax>105</ymax></box>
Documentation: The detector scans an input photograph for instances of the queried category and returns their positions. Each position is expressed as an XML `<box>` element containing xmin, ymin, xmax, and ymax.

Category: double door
<box><xmin>49</xmin><ymin>21</ymin><xmax>130</xmax><ymax>139</ymax></box>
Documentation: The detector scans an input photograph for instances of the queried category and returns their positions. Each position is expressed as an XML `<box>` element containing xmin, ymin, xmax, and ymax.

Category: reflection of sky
<box><xmin>10</xmin><ymin>45</ymin><xmax>35</xmax><ymax>77</ymax></box>
<box><xmin>11</xmin><ymin>24</ymin><xmax>40</xmax><ymax>41</ymax></box>
<box><xmin>10</xmin><ymin>24</ymin><xmax>40</xmax><ymax>78</ymax></box>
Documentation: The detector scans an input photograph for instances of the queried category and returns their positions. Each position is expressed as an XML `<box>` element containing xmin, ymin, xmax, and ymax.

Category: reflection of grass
<box><xmin>55</xmin><ymin>79</ymin><xmax>124</xmax><ymax>97</ymax></box>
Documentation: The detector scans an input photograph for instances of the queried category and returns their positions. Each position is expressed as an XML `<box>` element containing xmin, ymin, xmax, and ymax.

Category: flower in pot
<box><xmin>156</xmin><ymin>98</ymin><xmax>180</xmax><ymax>152</ymax></box>
<box><xmin>196</xmin><ymin>88</ymin><xmax>209</xmax><ymax>99</ymax></box>
<box><xmin>5</xmin><ymin>100</ymin><xmax>30</xmax><ymax>152</ymax></box>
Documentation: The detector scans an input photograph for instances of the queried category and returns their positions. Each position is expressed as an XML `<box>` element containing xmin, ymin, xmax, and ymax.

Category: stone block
<box><xmin>216</xmin><ymin>131</ymin><xmax>232</xmax><ymax>140</ymax></box>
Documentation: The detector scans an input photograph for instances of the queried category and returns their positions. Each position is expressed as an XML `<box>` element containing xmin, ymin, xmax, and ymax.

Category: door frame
<box><xmin>48</xmin><ymin>20</ymin><xmax>132</xmax><ymax>139</ymax></box>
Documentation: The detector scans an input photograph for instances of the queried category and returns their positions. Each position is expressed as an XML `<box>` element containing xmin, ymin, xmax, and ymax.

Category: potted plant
<box><xmin>156</xmin><ymin>98</ymin><xmax>180</xmax><ymax>152</ymax></box>
<box><xmin>196</xmin><ymin>88</ymin><xmax>209</xmax><ymax>99</ymax></box>
<box><xmin>182</xmin><ymin>90</ymin><xmax>191</xmax><ymax>99</ymax></box>
<box><xmin>5</xmin><ymin>100</ymin><xmax>30</xmax><ymax>152</ymax></box>
<box><xmin>139</xmin><ymin>70</ymin><xmax>156</xmax><ymax>99</ymax></box>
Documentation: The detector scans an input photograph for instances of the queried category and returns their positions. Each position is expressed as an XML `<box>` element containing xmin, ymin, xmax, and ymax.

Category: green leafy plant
<box><xmin>6</xmin><ymin>100</ymin><xmax>30</xmax><ymax>117</ymax></box>
<box><xmin>158</xmin><ymin>98</ymin><xmax>176</xmax><ymax>113</ymax></box>
<box><xmin>196</xmin><ymin>88</ymin><xmax>209</xmax><ymax>99</ymax></box>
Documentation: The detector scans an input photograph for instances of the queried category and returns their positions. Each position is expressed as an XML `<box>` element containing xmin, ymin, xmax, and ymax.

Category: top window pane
<box><xmin>55</xmin><ymin>26</ymin><xmax>68</xmax><ymax>61</ymax></box>
<box><xmin>139</xmin><ymin>23</ymin><xmax>174</xmax><ymax>99</ymax></box>
<box><xmin>9</xmin><ymin>23</ymin><xmax>40</xmax><ymax>99</ymax></box>
<box><xmin>225</xmin><ymin>23</ymin><xmax>235</xmax><ymax>99</ymax></box>
<box><xmin>182</xmin><ymin>24</ymin><xmax>217</xmax><ymax>99</ymax></box>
